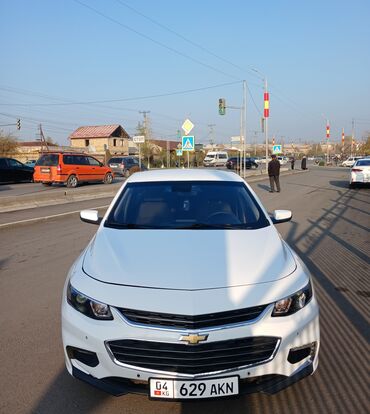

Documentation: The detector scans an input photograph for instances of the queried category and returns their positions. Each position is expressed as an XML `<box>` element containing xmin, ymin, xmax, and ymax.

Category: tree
<box><xmin>0</xmin><ymin>130</ymin><xmax>18</xmax><ymax>156</ymax></box>
<box><xmin>359</xmin><ymin>133</ymin><xmax>370</xmax><ymax>155</ymax></box>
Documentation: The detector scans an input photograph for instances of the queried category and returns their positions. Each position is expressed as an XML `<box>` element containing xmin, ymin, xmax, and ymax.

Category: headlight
<box><xmin>67</xmin><ymin>282</ymin><xmax>113</xmax><ymax>320</ymax></box>
<box><xmin>272</xmin><ymin>281</ymin><xmax>313</xmax><ymax>317</ymax></box>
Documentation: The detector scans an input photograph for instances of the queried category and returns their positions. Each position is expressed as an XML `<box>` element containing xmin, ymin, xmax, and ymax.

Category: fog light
<box><xmin>288</xmin><ymin>342</ymin><xmax>316</xmax><ymax>364</ymax></box>
<box><xmin>67</xmin><ymin>346</ymin><xmax>99</xmax><ymax>367</ymax></box>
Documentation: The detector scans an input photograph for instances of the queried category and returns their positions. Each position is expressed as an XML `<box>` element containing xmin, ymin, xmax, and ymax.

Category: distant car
<box><xmin>33</xmin><ymin>152</ymin><xmax>114</xmax><ymax>188</ymax></box>
<box><xmin>349</xmin><ymin>159</ymin><xmax>370</xmax><ymax>188</ymax></box>
<box><xmin>108</xmin><ymin>156</ymin><xmax>146</xmax><ymax>177</ymax></box>
<box><xmin>25</xmin><ymin>159</ymin><xmax>37</xmax><ymax>168</ymax></box>
<box><xmin>342</xmin><ymin>156</ymin><xmax>362</xmax><ymax>167</ymax></box>
<box><xmin>0</xmin><ymin>157</ymin><xmax>34</xmax><ymax>184</ymax></box>
<box><xmin>203</xmin><ymin>151</ymin><xmax>229</xmax><ymax>167</ymax></box>
<box><xmin>226</xmin><ymin>157</ymin><xmax>258</xmax><ymax>170</ymax></box>
<box><xmin>277</xmin><ymin>157</ymin><xmax>288</xmax><ymax>165</ymax></box>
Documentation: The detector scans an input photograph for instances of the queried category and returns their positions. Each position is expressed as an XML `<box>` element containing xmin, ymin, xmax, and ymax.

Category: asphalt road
<box><xmin>0</xmin><ymin>167</ymin><xmax>369</xmax><ymax>414</ymax></box>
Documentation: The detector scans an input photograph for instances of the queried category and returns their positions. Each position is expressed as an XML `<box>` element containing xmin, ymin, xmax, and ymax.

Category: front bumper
<box><xmin>71</xmin><ymin>361</ymin><xmax>314</xmax><ymax>397</ymax></box>
<box><xmin>62</xmin><ymin>293</ymin><xmax>319</xmax><ymax>398</ymax></box>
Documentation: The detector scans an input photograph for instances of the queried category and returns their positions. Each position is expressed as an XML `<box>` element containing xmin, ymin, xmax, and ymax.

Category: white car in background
<box><xmin>62</xmin><ymin>169</ymin><xmax>320</xmax><ymax>400</ymax></box>
<box><xmin>203</xmin><ymin>151</ymin><xmax>229</xmax><ymax>167</ymax></box>
<box><xmin>342</xmin><ymin>156</ymin><xmax>362</xmax><ymax>167</ymax></box>
<box><xmin>349</xmin><ymin>158</ymin><xmax>370</xmax><ymax>188</ymax></box>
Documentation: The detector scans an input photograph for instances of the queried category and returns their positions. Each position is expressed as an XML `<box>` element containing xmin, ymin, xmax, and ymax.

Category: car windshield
<box><xmin>105</xmin><ymin>181</ymin><xmax>270</xmax><ymax>230</ymax></box>
<box><xmin>355</xmin><ymin>160</ymin><xmax>370</xmax><ymax>166</ymax></box>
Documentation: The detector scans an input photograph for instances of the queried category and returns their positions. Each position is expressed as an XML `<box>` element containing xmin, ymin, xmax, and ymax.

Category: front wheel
<box><xmin>104</xmin><ymin>172</ymin><xmax>113</xmax><ymax>184</ymax></box>
<box><xmin>66</xmin><ymin>175</ymin><xmax>78</xmax><ymax>188</ymax></box>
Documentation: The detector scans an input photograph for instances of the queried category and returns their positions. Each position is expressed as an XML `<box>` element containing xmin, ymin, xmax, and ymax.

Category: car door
<box><xmin>87</xmin><ymin>156</ymin><xmax>105</xmax><ymax>181</ymax></box>
<box><xmin>0</xmin><ymin>158</ymin><xmax>10</xmax><ymax>183</ymax></box>
<box><xmin>7</xmin><ymin>158</ymin><xmax>29</xmax><ymax>182</ymax></box>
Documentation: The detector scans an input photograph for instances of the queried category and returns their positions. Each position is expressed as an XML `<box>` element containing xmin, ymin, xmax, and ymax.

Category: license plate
<box><xmin>149</xmin><ymin>376</ymin><xmax>239</xmax><ymax>400</ymax></box>
<box><xmin>41</xmin><ymin>168</ymin><xmax>50</xmax><ymax>173</ymax></box>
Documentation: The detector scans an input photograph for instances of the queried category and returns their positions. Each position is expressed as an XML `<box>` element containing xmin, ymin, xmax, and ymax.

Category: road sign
<box><xmin>133</xmin><ymin>135</ymin><xmax>145</xmax><ymax>143</ymax></box>
<box><xmin>176</xmin><ymin>149</ymin><xmax>183</xmax><ymax>156</ymax></box>
<box><xmin>272</xmin><ymin>144</ymin><xmax>282</xmax><ymax>154</ymax></box>
<box><xmin>182</xmin><ymin>119</ymin><xmax>194</xmax><ymax>135</ymax></box>
<box><xmin>182</xmin><ymin>135</ymin><xmax>195</xmax><ymax>151</ymax></box>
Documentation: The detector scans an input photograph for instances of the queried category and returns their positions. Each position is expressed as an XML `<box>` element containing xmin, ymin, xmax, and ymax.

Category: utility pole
<box><xmin>208</xmin><ymin>124</ymin><xmax>216</xmax><ymax>148</ymax></box>
<box><xmin>139</xmin><ymin>111</ymin><xmax>150</xmax><ymax>169</ymax></box>
<box><xmin>242</xmin><ymin>80</ymin><xmax>247</xmax><ymax>178</ymax></box>
<box><xmin>264</xmin><ymin>78</ymin><xmax>269</xmax><ymax>173</ymax></box>
<box><xmin>38</xmin><ymin>124</ymin><xmax>49</xmax><ymax>152</ymax></box>
<box><xmin>351</xmin><ymin>119</ymin><xmax>354</xmax><ymax>156</ymax></box>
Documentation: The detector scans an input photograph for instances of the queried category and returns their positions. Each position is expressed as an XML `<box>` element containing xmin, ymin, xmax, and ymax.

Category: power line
<box><xmin>73</xmin><ymin>0</ymin><xmax>240</xmax><ymax>80</ymax></box>
<box><xmin>0</xmin><ymin>80</ymin><xmax>241</xmax><ymax>107</ymax></box>
<box><xmin>114</xmin><ymin>0</ymin><xmax>262</xmax><ymax>81</ymax></box>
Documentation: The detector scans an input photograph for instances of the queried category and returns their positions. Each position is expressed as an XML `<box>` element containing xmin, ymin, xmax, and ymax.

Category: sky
<box><xmin>0</xmin><ymin>0</ymin><xmax>369</xmax><ymax>146</ymax></box>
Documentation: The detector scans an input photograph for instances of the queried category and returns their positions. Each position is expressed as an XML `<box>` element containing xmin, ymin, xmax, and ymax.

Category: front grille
<box><xmin>107</xmin><ymin>337</ymin><xmax>279</xmax><ymax>374</ymax></box>
<box><xmin>117</xmin><ymin>305</ymin><xmax>268</xmax><ymax>330</ymax></box>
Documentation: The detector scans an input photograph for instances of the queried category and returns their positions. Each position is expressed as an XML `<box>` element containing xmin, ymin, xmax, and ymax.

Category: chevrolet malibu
<box><xmin>62</xmin><ymin>169</ymin><xmax>319</xmax><ymax>400</ymax></box>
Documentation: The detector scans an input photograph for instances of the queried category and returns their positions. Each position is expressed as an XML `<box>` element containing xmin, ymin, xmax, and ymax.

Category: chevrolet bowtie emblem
<box><xmin>179</xmin><ymin>333</ymin><xmax>209</xmax><ymax>345</ymax></box>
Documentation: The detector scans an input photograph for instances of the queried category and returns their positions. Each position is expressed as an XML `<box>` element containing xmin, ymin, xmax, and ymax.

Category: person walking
<box><xmin>290</xmin><ymin>156</ymin><xmax>295</xmax><ymax>170</ymax></box>
<box><xmin>301</xmin><ymin>155</ymin><xmax>307</xmax><ymax>170</ymax></box>
<box><xmin>268</xmin><ymin>154</ymin><xmax>281</xmax><ymax>193</ymax></box>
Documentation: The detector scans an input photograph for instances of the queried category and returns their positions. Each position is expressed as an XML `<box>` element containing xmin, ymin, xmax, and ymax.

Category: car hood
<box><xmin>82</xmin><ymin>226</ymin><xmax>296</xmax><ymax>290</ymax></box>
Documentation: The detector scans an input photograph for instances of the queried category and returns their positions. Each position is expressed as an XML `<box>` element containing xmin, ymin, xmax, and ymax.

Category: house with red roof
<box><xmin>69</xmin><ymin>124</ymin><xmax>130</xmax><ymax>155</ymax></box>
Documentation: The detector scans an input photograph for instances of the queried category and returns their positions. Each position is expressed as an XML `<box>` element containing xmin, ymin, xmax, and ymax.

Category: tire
<box><xmin>104</xmin><ymin>172</ymin><xmax>113</xmax><ymax>184</ymax></box>
<box><xmin>66</xmin><ymin>175</ymin><xmax>78</xmax><ymax>188</ymax></box>
<box><xmin>349</xmin><ymin>182</ymin><xmax>355</xmax><ymax>189</ymax></box>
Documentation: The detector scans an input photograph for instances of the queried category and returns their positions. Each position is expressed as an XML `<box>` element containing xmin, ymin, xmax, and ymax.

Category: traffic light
<box><xmin>218</xmin><ymin>98</ymin><xmax>226</xmax><ymax>115</ymax></box>
<box><xmin>16</xmin><ymin>119</ymin><xmax>21</xmax><ymax>130</ymax></box>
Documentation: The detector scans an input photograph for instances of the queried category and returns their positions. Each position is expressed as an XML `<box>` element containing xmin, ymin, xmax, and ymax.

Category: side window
<box><xmin>88</xmin><ymin>157</ymin><xmax>101</xmax><ymax>166</ymax></box>
<box><xmin>63</xmin><ymin>155</ymin><xmax>73</xmax><ymax>165</ymax></box>
<box><xmin>0</xmin><ymin>159</ymin><xmax>8</xmax><ymax>168</ymax></box>
<box><xmin>8</xmin><ymin>159</ymin><xmax>23</xmax><ymax>168</ymax></box>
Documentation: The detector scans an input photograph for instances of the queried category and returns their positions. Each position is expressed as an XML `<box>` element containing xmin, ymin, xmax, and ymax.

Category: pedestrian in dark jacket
<box><xmin>268</xmin><ymin>154</ymin><xmax>281</xmax><ymax>192</ymax></box>
<box><xmin>301</xmin><ymin>156</ymin><xmax>307</xmax><ymax>170</ymax></box>
<box><xmin>290</xmin><ymin>156</ymin><xmax>295</xmax><ymax>170</ymax></box>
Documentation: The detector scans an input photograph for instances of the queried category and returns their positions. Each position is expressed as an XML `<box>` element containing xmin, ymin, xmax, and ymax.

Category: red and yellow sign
<box><xmin>326</xmin><ymin>124</ymin><xmax>330</xmax><ymax>139</ymax></box>
<box><xmin>264</xmin><ymin>93</ymin><xmax>269</xmax><ymax>118</ymax></box>
<box><xmin>341</xmin><ymin>129</ymin><xmax>345</xmax><ymax>144</ymax></box>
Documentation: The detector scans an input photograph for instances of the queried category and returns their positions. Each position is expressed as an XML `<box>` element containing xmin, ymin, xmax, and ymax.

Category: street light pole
<box><xmin>264</xmin><ymin>78</ymin><xmax>269</xmax><ymax>173</ymax></box>
<box><xmin>243</xmin><ymin>80</ymin><xmax>247</xmax><ymax>178</ymax></box>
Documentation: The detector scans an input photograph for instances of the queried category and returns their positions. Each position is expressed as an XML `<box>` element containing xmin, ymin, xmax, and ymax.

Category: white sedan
<box><xmin>349</xmin><ymin>158</ymin><xmax>370</xmax><ymax>188</ymax></box>
<box><xmin>62</xmin><ymin>169</ymin><xmax>319</xmax><ymax>400</ymax></box>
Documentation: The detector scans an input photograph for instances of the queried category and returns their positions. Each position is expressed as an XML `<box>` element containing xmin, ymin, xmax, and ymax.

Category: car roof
<box><xmin>127</xmin><ymin>168</ymin><xmax>244</xmax><ymax>183</ymax></box>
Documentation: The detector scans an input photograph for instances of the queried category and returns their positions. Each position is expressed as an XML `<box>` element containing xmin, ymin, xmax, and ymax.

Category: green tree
<box><xmin>0</xmin><ymin>130</ymin><xmax>18</xmax><ymax>156</ymax></box>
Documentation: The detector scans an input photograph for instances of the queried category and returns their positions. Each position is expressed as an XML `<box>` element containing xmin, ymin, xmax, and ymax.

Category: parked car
<box><xmin>341</xmin><ymin>156</ymin><xmax>362</xmax><ymax>167</ymax></box>
<box><xmin>108</xmin><ymin>156</ymin><xmax>146</xmax><ymax>177</ymax></box>
<box><xmin>226</xmin><ymin>157</ymin><xmax>258</xmax><ymax>170</ymax></box>
<box><xmin>33</xmin><ymin>152</ymin><xmax>114</xmax><ymax>188</ymax></box>
<box><xmin>0</xmin><ymin>157</ymin><xmax>34</xmax><ymax>183</ymax></box>
<box><xmin>62</xmin><ymin>169</ymin><xmax>320</xmax><ymax>400</ymax></box>
<box><xmin>277</xmin><ymin>156</ymin><xmax>288</xmax><ymax>165</ymax></box>
<box><xmin>203</xmin><ymin>151</ymin><xmax>229</xmax><ymax>167</ymax></box>
<box><xmin>25</xmin><ymin>159</ymin><xmax>37</xmax><ymax>168</ymax></box>
<box><xmin>349</xmin><ymin>158</ymin><xmax>370</xmax><ymax>188</ymax></box>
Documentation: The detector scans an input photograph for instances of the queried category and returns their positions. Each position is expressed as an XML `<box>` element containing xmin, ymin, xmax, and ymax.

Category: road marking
<box><xmin>0</xmin><ymin>205</ymin><xmax>110</xmax><ymax>229</ymax></box>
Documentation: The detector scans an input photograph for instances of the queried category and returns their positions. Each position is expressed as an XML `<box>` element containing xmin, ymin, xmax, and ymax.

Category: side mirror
<box><xmin>271</xmin><ymin>210</ymin><xmax>292</xmax><ymax>224</ymax></box>
<box><xmin>80</xmin><ymin>209</ymin><xmax>102</xmax><ymax>225</ymax></box>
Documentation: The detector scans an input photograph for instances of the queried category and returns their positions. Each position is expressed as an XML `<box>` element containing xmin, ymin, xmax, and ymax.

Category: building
<box><xmin>14</xmin><ymin>141</ymin><xmax>59</xmax><ymax>163</ymax></box>
<box><xmin>69</xmin><ymin>124</ymin><xmax>130</xmax><ymax>155</ymax></box>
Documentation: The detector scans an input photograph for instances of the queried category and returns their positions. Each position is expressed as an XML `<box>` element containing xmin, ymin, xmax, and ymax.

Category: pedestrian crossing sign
<box><xmin>272</xmin><ymin>145</ymin><xmax>282</xmax><ymax>154</ymax></box>
<box><xmin>182</xmin><ymin>136</ymin><xmax>195</xmax><ymax>151</ymax></box>
<box><xmin>176</xmin><ymin>149</ymin><xmax>183</xmax><ymax>156</ymax></box>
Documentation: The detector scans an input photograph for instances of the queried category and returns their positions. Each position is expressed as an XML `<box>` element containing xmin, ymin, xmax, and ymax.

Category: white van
<box><xmin>203</xmin><ymin>151</ymin><xmax>229</xmax><ymax>167</ymax></box>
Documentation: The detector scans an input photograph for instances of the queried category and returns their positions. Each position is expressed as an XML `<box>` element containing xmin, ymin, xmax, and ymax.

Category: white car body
<box><xmin>203</xmin><ymin>151</ymin><xmax>229</xmax><ymax>167</ymax></box>
<box><xmin>62</xmin><ymin>169</ymin><xmax>319</xmax><ymax>400</ymax></box>
<box><xmin>349</xmin><ymin>158</ymin><xmax>370</xmax><ymax>187</ymax></box>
